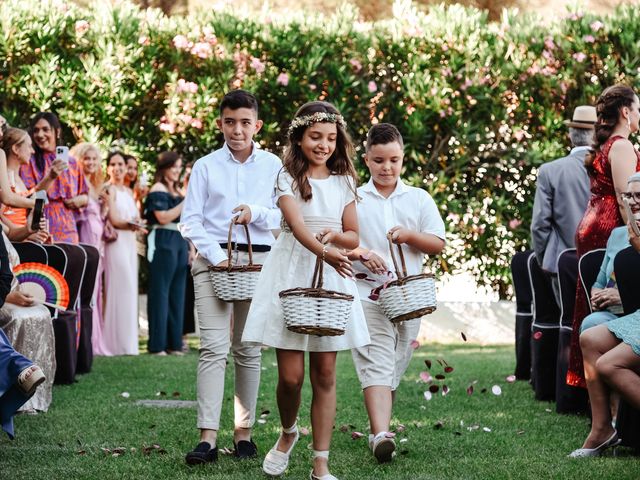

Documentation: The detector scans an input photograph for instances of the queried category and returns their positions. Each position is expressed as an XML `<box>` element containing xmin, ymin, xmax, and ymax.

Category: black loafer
<box><xmin>234</xmin><ymin>439</ymin><xmax>258</xmax><ymax>459</ymax></box>
<box><xmin>185</xmin><ymin>441</ymin><xmax>218</xmax><ymax>465</ymax></box>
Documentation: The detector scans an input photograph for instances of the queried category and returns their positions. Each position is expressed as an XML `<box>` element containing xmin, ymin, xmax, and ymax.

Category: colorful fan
<box><xmin>13</xmin><ymin>262</ymin><xmax>70</xmax><ymax>311</ymax></box>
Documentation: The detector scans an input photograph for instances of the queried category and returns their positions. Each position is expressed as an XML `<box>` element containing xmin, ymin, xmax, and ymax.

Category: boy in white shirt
<box><xmin>349</xmin><ymin>123</ymin><xmax>446</xmax><ymax>463</ymax></box>
<box><xmin>179</xmin><ymin>90</ymin><xmax>282</xmax><ymax>465</ymax></box>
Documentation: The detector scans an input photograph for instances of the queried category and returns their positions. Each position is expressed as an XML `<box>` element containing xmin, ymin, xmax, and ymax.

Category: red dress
<box><xmin>567</xmin><ymin>136</ymin><xmax>640</xmax><ymax>387</ymax></box>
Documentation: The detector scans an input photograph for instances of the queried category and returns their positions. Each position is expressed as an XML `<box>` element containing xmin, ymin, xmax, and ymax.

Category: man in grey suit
<box><xmin>531</xmin><ymin>105</ymin><xmax>596</xmax><ymax>304</ymax></box>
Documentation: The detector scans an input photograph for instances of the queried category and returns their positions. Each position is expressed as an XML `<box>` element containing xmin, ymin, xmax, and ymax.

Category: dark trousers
<box><xmin>147</xmin><ymin>230</ymin><xmax>189</xmax><ymax>353</ymax></box>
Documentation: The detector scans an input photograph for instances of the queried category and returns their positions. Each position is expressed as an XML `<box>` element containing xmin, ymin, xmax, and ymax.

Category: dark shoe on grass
<box><xmin>185</xmin><ymin>442</ymin><xmax>218</xmax><ymax>465</ymax></box>
<box><xmin>234</xmin><ymin>439</ymin><xmax>258</xmax><ymax>459</ymax></box>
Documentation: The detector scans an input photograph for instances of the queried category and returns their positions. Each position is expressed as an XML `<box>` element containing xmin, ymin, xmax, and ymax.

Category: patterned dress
<box><xmin>567</xmin><ymin>136</ymin><xmax>640</xmax><ymax>387</ymax></box>
<box><xmin>20</xmin><ymin>152</ymin><xmax>88</xmax><ymax>243</ymax></box>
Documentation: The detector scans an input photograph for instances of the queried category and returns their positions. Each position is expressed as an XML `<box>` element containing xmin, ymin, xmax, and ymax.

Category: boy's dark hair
<box><xmin>219</xmin><ymin>90</ymin><xmax>259</xmax><ymax>116</ymax></box>
<box><xmin>366</xmin><ymin>123</ymin><xmax>404</xmax><ymax>151</ymax></box>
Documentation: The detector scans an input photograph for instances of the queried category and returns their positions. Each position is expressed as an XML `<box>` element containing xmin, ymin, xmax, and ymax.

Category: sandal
<box><xmin>310</xmin><ymin>450</ymin><xmax>338</xmax><ymax>480</ymax></box>
<box><xmin>17</xmin><ymin>365</ymin><xmax>45</xmax><ymax>397</ymax></box>
<box><xmin>263</xmin><ymin>423</ymin><xmax>299</xmax><ymax>476</ymax></box>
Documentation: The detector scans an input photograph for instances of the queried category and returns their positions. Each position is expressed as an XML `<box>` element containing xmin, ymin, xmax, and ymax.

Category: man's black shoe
<box><xmin>185</xmin><ymin>442</ymin><xmax>218</xmax><ymax>465</ymax></box>
<box><xmin>233</xmin><ymin>439</ymin><xmax>258</xmax><ymax>459</ymax></box>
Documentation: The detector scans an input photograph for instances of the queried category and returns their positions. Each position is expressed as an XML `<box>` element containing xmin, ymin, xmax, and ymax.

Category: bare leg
<box><xmin>199</xmin><ymin>428</ymin><xmax>216</xmax><ymax>444</ymax></box>
<box><xmin>579</xmin><ymin>325</ymin><xmax>620</xmax><ymax>448</ymax></box>
<box><xmin>364</xmin><ymin>386</ymin><xmax>393</xmax><ymax>434</ymax></box>
<box><xmin>597</xmin><ymin>342</ymin><xmax>640</xmax><ymax>410</ymax></box>
<box><xmin>309</xmin><ymin>351</ymin><xmax>337</xmax><ymax>477</ymax></box>
<box><xmin>274</xmin><ymin>349</ymin><xmax>304</xmax><ymax>452</ymax></box>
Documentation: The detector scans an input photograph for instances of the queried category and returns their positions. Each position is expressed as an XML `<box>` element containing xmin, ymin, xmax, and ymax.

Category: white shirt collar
<box><xmin>361</xmin><ymin>177</ymin><xmax>410</xmax><ymax>199</ymax></box>
<box><xmin>222</xmin><ymin>141</ymin><xmax>260</xmax><ymax>164</ymax></box>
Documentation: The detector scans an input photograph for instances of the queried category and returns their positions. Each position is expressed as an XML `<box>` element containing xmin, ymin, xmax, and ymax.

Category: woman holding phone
<box><xmin>101</xmin><ymin>151</ymin><xmax>145</xmax><ymax>356</ymax></box>
<box><xmin>20</xmin><ymin>112</ymin><xmax>88</xmax><ymax>243</ymax></box>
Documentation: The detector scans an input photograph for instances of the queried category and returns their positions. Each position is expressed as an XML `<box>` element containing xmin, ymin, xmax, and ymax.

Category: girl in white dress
<box><xmin>242</xmin><ymin>101</ymin><xmax>369</xmax><ymax>480</ymax></box>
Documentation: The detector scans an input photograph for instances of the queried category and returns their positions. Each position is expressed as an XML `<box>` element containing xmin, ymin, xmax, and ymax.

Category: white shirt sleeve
<box><xmin>419</xmin><ymin>191</ymin><xmax>446</xmax><ymax>241</ymax></box>
<box><xmin>247</xmin><ymin>162</ymin><xmax>282</xmax><ymax>231</ymax></box>
<box><xmin>343</xmin><ymin>175</ymin><xmax>357</xmax><ymax>208</ymax></box>
<box><xmin>179</xmin><ymin>161</ymin><xmax>227</xmax><ymax>266</ymax></box>
<box><xmin>275</xmin><ymin>170</ymin><xmax>295</xmax><ymax>204</ymax></box>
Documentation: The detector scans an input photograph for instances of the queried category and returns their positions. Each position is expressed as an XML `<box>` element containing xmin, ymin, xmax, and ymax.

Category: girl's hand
<box><xmin>316</xmin><ymin>229</ymin><xmax>337</xmax><ymax>244</ymax></box>
<box><xmin>323</xmin><ymin>247</ymin><xmax>353</xmax><ymax>278</ymax></box>
<box><xmin>388</xmin><ymin>226</ymin><xmax>413</xmax><ymax>244</ymax></box>
<box><xmin>359</xmin><ymin>250</ymin><xmax>388</xmax><ymax>275</ymax></box>
<box><xmin>99</xmin><ymin>187</ymin><xmax>110</xmax><ymax>204</ymax></box>
<box><xmin>63</xmin><ymin>195</ymin><xmax>87</xmax><ymax>209</ymax></box>
<box><xmin>47</xmin><ymin>159</ymin><xmax>67</xmax><ymax>180</ymax></box>
<box><xmin>6</xmin><ymin>291</ymin><xmax>35</xmax><ymax>307</ymax></box>
<box><xmin>591</xmin><ymin>288</ymin><xmax>621</xmax><ymax>310</ymax></box>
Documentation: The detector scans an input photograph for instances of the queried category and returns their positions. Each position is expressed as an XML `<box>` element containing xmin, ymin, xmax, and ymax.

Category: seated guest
<box><xmin>0</xmin><ymin>230</ymin><xmax>45</xmax><ymax>439</ymax></box>
<box><xmin>570</xmin><ymin>173</ymin><xmax>640</xmax><ymax>457</ymax></box>
<box><xmin>0</xmin><ymin>230</ymin><xmax>55</xmax><ymax>414</ymax></box>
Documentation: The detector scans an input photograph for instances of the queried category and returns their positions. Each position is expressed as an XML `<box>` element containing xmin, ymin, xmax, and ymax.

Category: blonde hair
<box><xmin>0</xmin><ymin>127</ymin><xmax>30</xmax><ymax>159</ymax></box>
<box><xmin>72</xmin><ymin>142</ymin><xmax>104</xmax><ymax>189</ymax></box>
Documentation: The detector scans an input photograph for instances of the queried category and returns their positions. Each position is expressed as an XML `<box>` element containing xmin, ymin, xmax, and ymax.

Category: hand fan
<box><xmin>13</xmin><ymin>262</ymin><xmax>70</xmax><ymax>310</ymax></box>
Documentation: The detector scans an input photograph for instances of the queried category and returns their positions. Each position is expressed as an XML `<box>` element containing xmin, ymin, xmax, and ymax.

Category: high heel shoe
<box><xmin>263</xmin><ymin>423</ymin><xmax>299</xmax><ymax>476</ymax></box>
<box><xmin>310</xmin><ymin>450</ymin><xmax>338</xmax><ymax>480</ymax></box>
<box><xmin>568</xmin><ymin>430</ymin><xmax>622</xmax><ymax>458</ymax></box>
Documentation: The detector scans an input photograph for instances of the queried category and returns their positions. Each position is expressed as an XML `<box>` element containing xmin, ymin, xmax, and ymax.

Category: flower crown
<box><xmin>287</xmin><ymin>112</ymin><xmax>347</xmax><ymax>136</ymax></box>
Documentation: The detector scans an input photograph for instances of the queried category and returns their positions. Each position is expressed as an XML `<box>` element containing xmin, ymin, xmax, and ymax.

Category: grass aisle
<box><xmin>1</xmin><ymin>343</ymin><xmax>637</xmax><ymax>479</ymax></box>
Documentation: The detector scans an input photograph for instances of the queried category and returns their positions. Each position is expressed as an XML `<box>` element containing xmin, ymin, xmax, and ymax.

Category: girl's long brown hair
<box><xmin>281</xmin><ymin>101</ymin><xmax>358</xmax><ymax>201</ymax></box>
<box><xmin>585</xmin><ymin>84</ymin><xmax>637</xmax><ymax>168</ymax></box>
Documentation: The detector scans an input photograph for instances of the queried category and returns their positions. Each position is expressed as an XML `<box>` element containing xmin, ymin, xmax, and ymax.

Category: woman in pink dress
<box><xmin>101</xmin><ymin>151</ymin><xmax>145</xmax><ymax>356</ymax></box>
<box><xmin>72</xmin><ymin>142</ymin><xmax>109</xmax><ymax>355</ymax></box>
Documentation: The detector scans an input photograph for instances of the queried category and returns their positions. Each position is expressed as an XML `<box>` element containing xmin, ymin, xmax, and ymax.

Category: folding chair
<box><xmin>510</xmin><ymin>250</ymin><xmax>533</xmax><ymax>380</ymax></box>
<box><xmin>75</xmin><ymin>243</ymin><xmax>100</xmax><ymax>374</ymax></box>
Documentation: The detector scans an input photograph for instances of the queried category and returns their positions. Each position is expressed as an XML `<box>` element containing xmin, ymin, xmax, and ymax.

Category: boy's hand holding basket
<box><xmin>209</xmin><ymin>221</ymin><xmax>262</xmax><ymax>302</ymax></box>
<box><xmin>377</xmin><ymin>233</ymin><xmax>437</xmax><ymax>323</ymax></box>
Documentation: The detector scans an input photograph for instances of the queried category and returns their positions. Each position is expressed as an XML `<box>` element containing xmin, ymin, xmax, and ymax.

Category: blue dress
<box><xmin>608</xmin><ymin>311</ymin><xmax>640</xmax><ymax>356</ymax></box>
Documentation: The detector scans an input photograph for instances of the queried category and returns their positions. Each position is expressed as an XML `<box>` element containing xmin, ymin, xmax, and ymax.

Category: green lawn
<box><xmin>1</xmin><ymin>342</ymin><xmax>638</xmax><ymax>480</ymax></box>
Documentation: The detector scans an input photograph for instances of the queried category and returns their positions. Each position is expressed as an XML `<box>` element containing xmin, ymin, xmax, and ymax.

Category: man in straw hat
<box><xmin>531</xmin><ymin>105</ymin><xmax>596</xmax><ymax>304</ymax></box>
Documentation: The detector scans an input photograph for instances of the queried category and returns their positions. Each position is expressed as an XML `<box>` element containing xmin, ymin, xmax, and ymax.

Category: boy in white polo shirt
<box><xmin>349</xmin><ymin>123</ymin><xmax>446</xmax><ymax>463</ymax></box>
<box><xmin>179</xmin><ymin>90</ymin><xmax>282</xmax><ymax>465</ymax></box>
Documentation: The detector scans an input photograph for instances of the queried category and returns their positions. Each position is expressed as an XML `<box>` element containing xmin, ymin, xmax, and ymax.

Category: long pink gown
<box><xmin>77</xmin><ymin>196</ymin><xmax>107</xmax><ymax>355</ymax></box>
<box><xmin>101</xmin><ymin>188</ymin><xmax>139</xmax><ymax>356</ymax></box>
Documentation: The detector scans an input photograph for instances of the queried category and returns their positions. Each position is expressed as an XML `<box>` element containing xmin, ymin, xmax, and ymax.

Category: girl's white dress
<box><xmin>242</xmin><ymin>172</ymin><xmax>370</xmax><ymax>352</ymax></box>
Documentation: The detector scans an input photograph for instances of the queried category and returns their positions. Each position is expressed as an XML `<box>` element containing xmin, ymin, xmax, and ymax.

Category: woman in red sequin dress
<box><xmin>568</xmin><ymin>85</ymin><xmax>640</xmax><ymax>387</ymax></box>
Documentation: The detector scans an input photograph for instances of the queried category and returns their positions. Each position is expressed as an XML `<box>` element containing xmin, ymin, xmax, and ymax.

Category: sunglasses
<box><xmin>620</xmin><ymin>192</ymin><xmax>640</xmax><ymax>202</ymax></box>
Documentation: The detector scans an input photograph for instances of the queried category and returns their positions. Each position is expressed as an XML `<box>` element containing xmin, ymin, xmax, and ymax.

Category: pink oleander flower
<box><xmin>191</xmin><ymin>118</ymin><xmax>203</xmax><ymax>129</ymax></box>
<box><xmin>460</xmin><ymin>78</ymin><xmax>473</xmax><ymax>91</ymax></box>
<box><xmin>177</xmin><ymin>78</ymin><xmax>198</xmax><ymax>94</ymax></box>
<box><xmin>190</xmin><ymin>42</ymin><xmax>213</xmax><ymax>59</ymax></box>
<box><xmin>544</xmin><ymin>37</ymin><xmax>555</xmax><ymax>50</ymax></box>
<box><xmin>309</xmin><ymin>83</ymin><xmax>317</xmax><ymax>91</ymax></box>
<box><xmin>173</xmin><ymin>34</ymin><xmax>190</xmax><ymax>50</ymax></box>
<box><xmin>441</xmin><ymin>67</ymin><xmax>452</xmax><ymax>77</ymax></box>
<box><xmin>349</xmin><ymin>58</ymin><xmax>363</xmax><ymax>72</ymax></box>
<box><xmin>75</xmin><ymin>20</ymin><xmax>90</xmax><ymax>36</ymax></box>
<box><xmin>250</xmin><ymin>57</ymin><xmax>266</xmax><ymax>74</ymax></box>
<box><xmin>583</xmin><ymin>35</ymin><xmax>596</xmax><ymax>43</ymax></box>
<box><xmin>138</xmin><ymin>36</ymin><xmax>150</xmax><ymax>46</ymax></box>
<box><xmin>202</xmin><ymin>26</ymin><xmax>218</xmax><ymax>45</ymax></box>
<box><xmin>367</xmin><ymin>81</ymin><xmax>377</xmax><ymax>93</ymax></box>
<box><xmin>514</xmin><ymin>130</ymin><xmax>526</xmax><ymax>141</ymax></box>
<box><xmin>573</xmin><ymin>52</ymin><xmax>587</xmax><ymax>62</ymax></box>
<box><xmin>159</xmin><ymin>120</ymin><xmax>176</xmax><ymax>134</ymax></box>
<box><xmin>406</xmin><ymin>105</ymin><xmax>416</xmax><ymax>115</ymax></box>
<box><xmin>442</xmin><ymin>43</ymin><xmax>449</xmax><ymax>51</ymax></box>
<box><xmin>177</xmin><ymin>113</ymin><xmax>193</xmax><ymax>124</ymax></box>
<box><xmin>590</xmin><ymin>20</ymin><xmax>604</xmax><ymax>31</ymax></box>
<box><xmin>509</xmin><ymin>219</ymin><xmax>522</xmax><ymax>229</ymax></box>
<box><xmin>276</xmin><ymin>72</ymin><xmax>289</xmax><ymax>86</ymax></box>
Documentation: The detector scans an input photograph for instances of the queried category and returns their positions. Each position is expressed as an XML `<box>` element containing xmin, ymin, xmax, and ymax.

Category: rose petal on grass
<box><xmin>517</xmin><ymin>430</ymin><xmax>525</xmax><ymax>435</ymax></box>
<box><xmin>442</xmin><ymin>385</ymin><xmax>450</xmax><ymax>396</ymax></box>
<box><xmin>121</xmin><ymin>392</ymin><xmax>130</xmax><ymax>398</ymax></box>
<box><xmin>444</xmin><ymin>366</ymin><xmax>454</xmax><ymax>373</ymax></box>
<box><xmin>435</xmin><ymin>374</ymin><xmax>446</xmax><ymax>380</ymax></box>
<box><xmin>491</xmin><ymin>385</ymin><xmax>502</xmax><ymax>396</ymax></box>
<box><xmin>481</xmin><ymin>388</ymin><xmax>487</xmax><ymax>394</ymax></box>
<box><xmin>400</xmin><ymin>438</ymin><xmax>409</xmax><ymax>443</ymax></box>
<box><xmin>257</xmin><ymin>419</ymin><xmax>267</xmax><ymax>424</ymax></box>
<box><xmin>428</xmin><ymin>384</ymin><xmax>439</xmax><ymax>393</ymax></box>
<box><xmin>425</xmin><ymin>359</ymin><xmax>432</xmax><ymax>369</ymax></box>
<box><xmin>506</xmin><ymin>375</ymin><xmax>516</xmax><ymax>383</ymax></box>
<box><xmin>260</xmin><ymin>409</ymin><xmax>270</xmax><ymax>417</ymax></box>
<box><xmin>410</xmin><ymin>340</ymin><xmax>420</xmax><ymax>350</ymax></box>
<box><xmin>300</xmin><ymin>426</ymin><xmax>310</xmax><ymax>436</ymax></box>
<box><xmin>466</xmin><ymin>385</ymin><xmax>474</xmax><ymax>395</ymax></box>
<box><xmin>351</xmin><ymin>431</ymin><xmax>364</xmax><ymax>440</ymax></box>
<box><xmin>172</xmin><ymin>391</ymin><xmax>180</xmax><ymax>397</ymax></box>
<box><xmin>396</xmin><ymin>424</ymin><xmax>406</xmax><ymax>433</ymax></box>
<box><xmin>424</xmin><ymin>391</ymin><xmax>432</xmax><ymax>401</ymax></box>
<box><xmin>419</xmin><ymin>371</ymin><xmax>432</xmax><ymax>383</ymax></box>
<box><xmin>483</xmin><ymin>427</ymin><xmax>492</xmax><ymax>432</ymax></box>
<box><xmin>339</xmin><ymin>424</ymin><xmax>350</xmax><ymax>433</ymax></box>
<box><xmin>433</xmin><ymin>421</ymin><xmax>444</xmax><ymax>430</ymax></box>
<box><xmin>77</xmin><ymin>450</ymin><xmax>86</xmax><ymax>455</ymax></box>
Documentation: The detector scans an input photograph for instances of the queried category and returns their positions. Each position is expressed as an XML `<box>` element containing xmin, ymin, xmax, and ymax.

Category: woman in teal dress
<box><xmin>569</xmin><ymin>172</ymin><xmax>640</xmax><ymax>457</ymax></box>
<box><xmin>144</xmin><ymin>152</ymin><xmax>188</xmax><ymax>355</ymax></box>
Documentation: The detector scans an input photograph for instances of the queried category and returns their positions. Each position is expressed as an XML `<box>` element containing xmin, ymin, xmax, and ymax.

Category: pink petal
<box><xmin>506</xmin><ymin>375</ymin><xmax>516</xmax><ymax>383</ymax></box>
<box><xmin>419</xmin><ymin>371</ymin><xmax>432</xmax><ymax>383</ymax></box>
<box><xmin>424</xmin><ymin>391</ymin><xmax>432</xmax><ymax>401</ymax></box>
<box><xmin>491</xmin><ymin>385</ymin><xmax>502</xmax><ymax>396</ymax></box>
<box><xmin>351</xmin><ymin>431</ymin><xmax>364</xmax><ymax>440</ymax></box>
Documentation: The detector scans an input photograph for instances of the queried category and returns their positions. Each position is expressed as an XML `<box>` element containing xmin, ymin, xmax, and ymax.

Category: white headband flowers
<box><xmin>287</xmin><ymin>112</ymin><xmax>347</xmax><ymax>136</ymax></box>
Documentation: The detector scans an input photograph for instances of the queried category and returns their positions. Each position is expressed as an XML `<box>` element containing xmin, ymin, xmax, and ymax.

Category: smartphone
<box><xmin>30</xmin><ymin>198</ymin><xmax>45</xmax><ymax>231</ymax></box>
<box><xmin>623</xmin><ymin>197</ymin><xmax>640</xmax><ymax>236</ymax></box>
<box><xmin>55</xmin><ymin>146</ymin><xmax>69</xmax><ymax>170</ymax></box>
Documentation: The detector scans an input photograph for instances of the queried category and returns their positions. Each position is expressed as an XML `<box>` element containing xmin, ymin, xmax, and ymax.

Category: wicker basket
<box><xmin>280</xmin><ymin>256</ymin><xmax>353</xmax><ymax>336</ymax></box>
<box><xmin>378</xmin><ymin>234</ymin><xmax>437</xmax><ymax>323</ymax></box>
<box><xmin>209</xmin><ymin>222</ymin><xmax>262</xmax><ymax>302</ymax></box>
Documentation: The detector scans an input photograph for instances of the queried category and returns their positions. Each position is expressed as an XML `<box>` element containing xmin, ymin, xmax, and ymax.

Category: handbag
<box><xmin>102</xmin><ymin>218</ymin><xmax>118</xmax><ymax>243</ymax></box>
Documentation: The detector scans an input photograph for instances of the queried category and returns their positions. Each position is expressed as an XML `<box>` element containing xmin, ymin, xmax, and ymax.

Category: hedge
<box><xmin>1</xmin><ymin>0</ymin><xmax>638</xmax><ymax>297</ymax></box>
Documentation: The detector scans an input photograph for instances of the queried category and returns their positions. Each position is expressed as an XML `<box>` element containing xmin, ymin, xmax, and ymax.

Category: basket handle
<box><xmin>226</xmin><ymin>220</ymin><xmax>254</xmax><ymax>270</ymax></box>
<box><xmin>386</xmin><ymin>233</ymin><xmax>407</xmax><ymax>279</ymax></box>
<box><xmin>311</xmin><ymin>256</ymin><xmax>324</xmax><ymax>289</ymax></box>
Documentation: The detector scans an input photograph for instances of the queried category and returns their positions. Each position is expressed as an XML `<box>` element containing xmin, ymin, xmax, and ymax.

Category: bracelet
<box><xmin>321</xmin><ymin>245</ymin><xmax>328</xmax><ymax>262</ymax></box>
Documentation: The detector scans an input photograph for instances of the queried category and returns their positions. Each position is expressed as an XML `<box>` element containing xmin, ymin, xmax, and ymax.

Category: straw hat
<box><xmin>564</xmin><ymin>105</ymin><xmax>597</xmax><ymax>129</ymax></box>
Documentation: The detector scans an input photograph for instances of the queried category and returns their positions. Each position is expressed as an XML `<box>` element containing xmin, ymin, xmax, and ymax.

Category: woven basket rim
<box><xmin>385</xmin><ymin>273</ymin><xmax>434</xmax><ymax>287</ymax></box>
<box><xmin>210</xmin><ymin>264</ymin><xmax>263</xmax><ymax>273</ymax></box>
<box><xmin>279</xmin><ymin>287</ymin><xmax>354</xmax><ymax>301</ymax></box>
<box><xmin>389</xmin><ymin>305</ymin><xmax>437</xmax><ymax>323</ymax></box>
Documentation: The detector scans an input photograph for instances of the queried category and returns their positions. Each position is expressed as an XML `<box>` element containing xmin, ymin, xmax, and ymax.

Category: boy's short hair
<box><xmin>366</xmin><ymin>123</ymin><xmax>404</xmax><ymax>151</ymax></box>
<box><xmin>219</xmin><ymin>89</ymin><xmax>259</xmax><ymax>116</ymax></box>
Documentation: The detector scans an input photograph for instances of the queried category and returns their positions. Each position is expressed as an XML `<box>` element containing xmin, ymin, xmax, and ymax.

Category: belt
<box><xmin>219</xmin><ymin>243</ymin><xmax>271</xmax><ymax>253</ymax></box>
